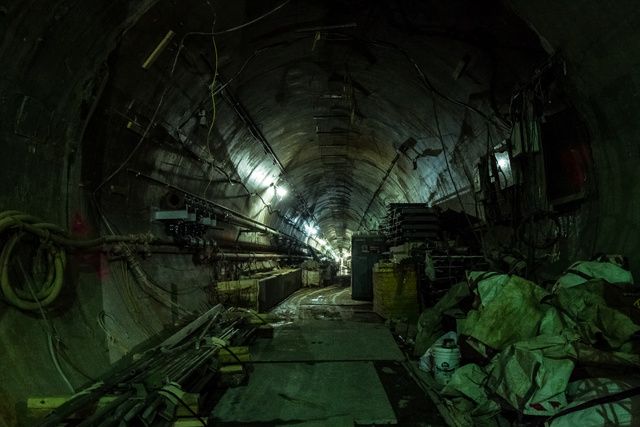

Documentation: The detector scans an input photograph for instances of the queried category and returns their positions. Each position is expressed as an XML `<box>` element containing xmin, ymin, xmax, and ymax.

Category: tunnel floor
<box><xmin>210</xmin><ymin>285</ymin><xmax>446</xmax><ymax>426</ymax></box>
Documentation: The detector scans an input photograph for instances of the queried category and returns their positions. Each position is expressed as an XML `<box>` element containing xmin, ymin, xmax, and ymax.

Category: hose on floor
<box><xmin>0</xmin><ymin>210</ymin><xmax>155</xmax><ymax>310</ymax></box>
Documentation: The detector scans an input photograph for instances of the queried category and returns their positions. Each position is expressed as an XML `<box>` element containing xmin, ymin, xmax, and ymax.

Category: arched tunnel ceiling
<box><xmin>89</xmin><ymin>0</ymin><xmax>546</xmax><ymax>254</ymax></box>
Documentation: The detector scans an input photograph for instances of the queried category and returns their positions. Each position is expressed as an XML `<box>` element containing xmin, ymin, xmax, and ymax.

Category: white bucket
<box><xmin>432</xmin><ymin>341</ymin><xmax>461</xmax><ymax>385</ymax></box>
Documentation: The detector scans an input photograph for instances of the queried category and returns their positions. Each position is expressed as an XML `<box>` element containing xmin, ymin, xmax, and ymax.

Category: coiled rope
<box><xmin>0</xmin><ymin>211</ymin><xmax>153</xmax><ymax>310</ymax></box>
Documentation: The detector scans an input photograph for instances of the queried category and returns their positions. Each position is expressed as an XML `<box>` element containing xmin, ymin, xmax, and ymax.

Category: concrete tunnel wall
<box><xmin>0</xmin><ymin>0</ymin><xmax>639</xmax><ymax>422</ymax></box>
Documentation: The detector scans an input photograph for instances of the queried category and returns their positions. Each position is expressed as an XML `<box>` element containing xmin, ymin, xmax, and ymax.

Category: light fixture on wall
<box><xmin>493</xmin><ymin>145</ymin><xmax>514</xmax><ymax>189</ymax></box>
<box><xmin>271</xmin><ymin>183</ymin><xmax>288</xmax><ymax>201</ymax></box>
<box><xmin>275</xmin><ymin>185</ymin><xmax>288</xmax><ymax>199</ymax></box>
<box><xmin>304</xmin><ymin>223</ymin><xmax>318</xmax><ymax>236</ymax></box>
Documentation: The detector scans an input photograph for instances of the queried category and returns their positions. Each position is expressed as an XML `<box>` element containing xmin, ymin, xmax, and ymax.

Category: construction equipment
<box><xmin>380</xmin><ymin>204</ymin><xmax>439</xmax><ymax>246</ymax></box>
<box><xmin>351</xmin><ymin>234</ymin><xmax>386</xmax><ymax>300</ymax></box>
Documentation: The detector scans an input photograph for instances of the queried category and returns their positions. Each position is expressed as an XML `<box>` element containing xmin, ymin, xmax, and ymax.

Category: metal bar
<box><xmin>127</xmin><ymin>169</ymin><xmax>303</xmax><ymax>244</ymax></box>
<box><xmin>142</xmin><ymin>30</ymin><xmax>176</xmax><ymax>70</ymax></box>
<box><xmin>213</xmin><ymin>252</ymin><xmax>310</xmax><ymax>260</ymax></box>
<box><xmin>160</xmin><ymin>304</ymin><xmax>224</xmax><ymax>349</ymax></box>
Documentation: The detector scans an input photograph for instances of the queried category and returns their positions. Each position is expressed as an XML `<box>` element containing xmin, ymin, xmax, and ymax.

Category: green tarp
<box><xmin>486</xmin><ymin>335</ymin><xmax>576</xmax><ymax>416</ymax></box>
<box><xmin>459</xmin><ymin>274</ymin><xmax>549</xmax><ymax>351</ymax></box>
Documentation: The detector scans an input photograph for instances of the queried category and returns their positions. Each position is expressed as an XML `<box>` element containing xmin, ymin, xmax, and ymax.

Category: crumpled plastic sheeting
<box><xmin>555</xmin><ymin>281</ymin><xmax>640</xmax><ymax>349</ymax></box>
<box><xmin>538</xmin><ymin>305</ymin><xmax>578</xmax><ymax>339</ymax></box>
<box><xmin>459</xmin><ymin>274</ymin><xmax>549</xmax><ymax>351</ymax></box>
<box><xmin>415</xmin><ymin>281</ymin><xmax>470</xmax><ymax>355</ymax></box>
<box><xmin>548</xmin><ymin>377</ymin><xmax>640</xmax><ymax>427</ymax></box>
<box><xmin>554</xmin><ymin>260</ymin><xmax>633</xmax><ymax>290</ymax></box>
<box><xmin>467</xmin><ymin>272</ymin><xmax>508</xmax><ymax>305</ymax></box>
<box><xmin>486</xmin><ymin>335</ymin><xmax>577</xmax><ymax>416</ymax></box>
<box><xmin>415</xmin><ymin>268</ymin><xmax>640</xmax><ymax>420</ymax></box>
<box><xmin>575</xmin><ymin>342</ymin><xmax>640</xmax><ymax>368</ymax></box>
<box><xmin>441</xmin><ymin>363</ymin><xmax>501</xmax><ymax>420</ymax></box>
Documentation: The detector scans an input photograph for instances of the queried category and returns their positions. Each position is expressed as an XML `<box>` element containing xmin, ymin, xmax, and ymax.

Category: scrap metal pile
<box><xmin>37</xmin><ymin>304</ymin><xmax>263</xmax><ymax>426</ymax></box>
<box><xmin>414</xmin><ymin>255</ymin><xmax>640</xmax><ymax>426</ymax></box>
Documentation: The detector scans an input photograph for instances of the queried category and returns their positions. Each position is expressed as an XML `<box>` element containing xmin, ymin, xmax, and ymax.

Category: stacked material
<box><xmin>373</xmin><ymin>261</ymin><xmax>419</xmax><ymax>320</ymax></box>
<box><xmin>381</xmin><ymin>203</ymin><xmax>439</xmax><ymax>245</ymax></box>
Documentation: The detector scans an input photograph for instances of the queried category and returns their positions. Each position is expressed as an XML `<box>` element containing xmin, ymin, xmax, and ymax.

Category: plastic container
<box><xmin>432</xmin><ymin>338</ymin><xmax>461</xmax><ymax>385</ymax></box>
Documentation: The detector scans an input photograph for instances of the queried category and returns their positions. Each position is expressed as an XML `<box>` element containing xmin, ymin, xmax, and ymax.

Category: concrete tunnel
<box><xmin>2</xmin><ymin>0</ymin><xmax>640</xmax><ymax>425</ymax></box>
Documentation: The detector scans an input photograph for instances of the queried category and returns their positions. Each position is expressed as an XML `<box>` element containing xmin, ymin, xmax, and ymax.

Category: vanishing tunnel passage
<box><xmin>2</xmin><ymin>0</ymin><xmax>640</xmax><ymax>426</ymax></box>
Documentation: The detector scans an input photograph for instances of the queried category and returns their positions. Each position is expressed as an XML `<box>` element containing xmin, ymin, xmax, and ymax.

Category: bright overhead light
<box><xmin>271</xmin><ymin>184</ymin><xmax>288</xmax><ymax>201</ymax></box>
<box><xmin>275</xmin><ymin>186</ymin><xmax>288</xmax><ymax>198</ymax></box>
<box><xmin>304</xmin><ymin>223</ymin><xmax>318</xmax><ymax>236</ymax></box>
<box><xmin>497</xmin><ymin>157</ymin><xmax>509</xmax><ymax>170</ymax></box>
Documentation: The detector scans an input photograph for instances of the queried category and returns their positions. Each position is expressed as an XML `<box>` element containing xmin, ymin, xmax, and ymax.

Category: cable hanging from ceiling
<box><xmin>93</xmin><ymin>0</ymin><xmax>334</xmax><ymax>256</ymax></box>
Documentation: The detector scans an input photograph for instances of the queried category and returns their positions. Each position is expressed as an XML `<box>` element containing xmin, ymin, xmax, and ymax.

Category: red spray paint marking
<box><xmin>70</xmin><ymin>212</ymin><xmax>110</xmax><ymax>279</ymax></box>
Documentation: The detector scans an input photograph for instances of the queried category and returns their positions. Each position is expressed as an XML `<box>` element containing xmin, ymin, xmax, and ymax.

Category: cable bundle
<box><xmin>0</xmin><ymin>211</ymin><xmax>68</xmax><ymax>310</ymax></box>
<box><xmin>0</xmin><ymin>210</ymin><xmax>154</xmax><ymax>310</ymax></box>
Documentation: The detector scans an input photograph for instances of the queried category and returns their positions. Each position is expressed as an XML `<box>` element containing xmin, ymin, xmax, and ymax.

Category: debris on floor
<box><xmin>410</xmin><ymin>255</ymin><xmax>640</xmax><ymax>426</ymax></box>
<box><xmin>211</xmin><ymin>285</ymin><xmax>447</xmax><ymax>426</ymax></box>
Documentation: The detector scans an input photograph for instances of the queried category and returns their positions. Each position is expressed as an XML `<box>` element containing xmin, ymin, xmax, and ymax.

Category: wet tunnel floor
<box><xmin>210</xmin><ymin>285</ymin><xmax>446</xmax><ymax>426</ymax></box>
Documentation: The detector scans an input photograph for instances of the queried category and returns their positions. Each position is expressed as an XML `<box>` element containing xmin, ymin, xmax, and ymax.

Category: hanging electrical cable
<box><xmin>202</xmin><ymin>16</ymin><xmax>223</xmax><ymax>198</ymax></box>
<box><xmin>430</xmin><ymin>93</ymin><xmax>487</xmax><ymax>253</ymax></box>
<box><xmin>205</xmin><ymin>15</ymin><xmax>219</xmax><ymax>159</ymax></box>
<box><xmin>369</xmin><ymin>39</ymin><xmax>511</xmax><ymax>132</ymax></box>
<box><xmin>179</xmin><ymin>0</ymin><xmax>292</xmax><ymax>39</ymax></box>
<box><xmin>17</xmin><ymin>260</ymin><xmax>76</xmax><ymax>393</ymax></box>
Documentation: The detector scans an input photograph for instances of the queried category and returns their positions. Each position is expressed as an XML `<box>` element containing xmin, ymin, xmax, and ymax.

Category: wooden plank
<box><xmin>219</xmin><ymin>346</ymin><xmax>251</xmax><ymax>364</ymax></box>
<box><xmin>219</xmin><ymin>364</ymin><xmax>247</xmax><ymax>387</ymax></box>
<box><xmin>173</xmin><ymin>420</ymin><xmax>206</xmax><ymax>427</ymax></box>
<box><xmin>219</xmin><ymin>346</ymin><xmax>249</xmax><ymax>355</ymax></box>
<box><xmin>175</xmin><ymin>393</ymin><xmax>199</xmax><ymax>417</ymax></box>
<box><xmin>27</xmin><ymin>396</ymin><xmax>117</xmax><ymax>418</ymax></box>
<box><xmin>219</xmin><ymin>364</ymin><xmax>244</xmax><ymax>375</ymax></box>
<box><xmin>28</xmin><ymin>396</ymin><xmax>72</xmax><ymax>410</ymax></box>
<box><xmin>28</xmin><ymin>396</ymin><xmax>118</xmax><ymax>410</ymax></box>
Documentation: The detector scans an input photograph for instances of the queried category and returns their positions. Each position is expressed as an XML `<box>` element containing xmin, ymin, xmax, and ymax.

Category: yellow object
<box><xmin>27</xmin><ymin>396</ymin><xmax>117</xmax><ymax>418</ymax></box>
<box><xmin>126</xmin><ymin>120</ymin><xmax>144</xmax><ymax>135</ymax></box>
<box><xmin>173</xmin><ymin>420</ymin><xmax>206</xmax><ymax>427</ymax></box>
<box><xmin>219</xmin><ymin>346</ymin><xmax>251</xmax><ymax>364</ymax></box>
<box><xmin>219</xmin><ymin>364</ymin><xmax>244</xmax><ymax>374</ymax></box>
<box><xmin>373</xmin><ymin>262</ymin><xmax>419</xmax><ymax>320</ymax></box>
<box><xmin>142</xmin><ymin>30</ymin><xmax>176</xmax><ymax>69</ymax></box>
<box><xmin>28</xmin><ymin>396</ymin><xmax>73</xmax><ymax>411</ymax></box>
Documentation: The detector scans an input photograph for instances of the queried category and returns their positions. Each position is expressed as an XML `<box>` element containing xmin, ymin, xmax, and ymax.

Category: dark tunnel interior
<box><xmin>2</xmin><ymin>0</ymin><xmax>640</xmax><ymax>425</ymax></box>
